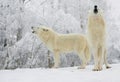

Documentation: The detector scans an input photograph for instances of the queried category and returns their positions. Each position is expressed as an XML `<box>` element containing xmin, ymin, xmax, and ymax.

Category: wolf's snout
<box><xmin>94</xmin><ymin>5</ymin><xmax>98</xmax><ymax>14</ymax></box>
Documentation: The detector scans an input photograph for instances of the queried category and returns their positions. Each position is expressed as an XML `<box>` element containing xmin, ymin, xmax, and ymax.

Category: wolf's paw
<box><xmin>106</xmin><ymin>66</ymin><xmax>111</xmax><ymax>69</ymax></box>
<box><xmin>98</xmin><ymin>66</ymin><xmax>103</xmax><ymax>71</ymax></box>
<box><xmin>52</xmin><ymin>65</ymin><xmax>58</xmax><ymax>69</ymax></box>
<box><xmin>92</xmin><ymin>66</ymin><xmax>102</xmax><ymax>71</ymax></box>
<box><xmin>92</xmin><ymin>68</ymin><xmax>99</xmax><ymax>71</ymax></box>
<box><xmin>78</xmin><ymin>66</ymin><xmax>85</xmax><ymax>69</ymax></box>
<box><xmin>92</xmin><ymin>68</ymin><xmax>102</xmax><ymax>71</ymax></box>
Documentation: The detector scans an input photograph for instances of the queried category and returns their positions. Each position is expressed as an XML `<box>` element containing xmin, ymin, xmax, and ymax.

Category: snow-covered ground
<box><xmin>0</xmin><ymin>64</ymin><xmax>120</xmax><ymax>82</ymax></box>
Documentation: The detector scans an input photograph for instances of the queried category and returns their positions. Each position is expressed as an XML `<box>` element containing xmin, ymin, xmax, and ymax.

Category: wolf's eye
<box><xmin>43</xmin><ymin>28</ymin><xmax>46</xmax><ymax>31</ymax></box>
<box><xmin>43</xmin><ymin>29</ymin><xmax>48</xmax><ymax>32</ymax></box>
<box><xmin>45</xmin><ymin>29</ymin><xmax>48</xmax><ymax>31</ymax></box>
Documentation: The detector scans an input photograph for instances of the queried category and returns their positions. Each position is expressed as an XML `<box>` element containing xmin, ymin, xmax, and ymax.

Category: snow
<box><xmin>0</xmin><ymin>64</ymin><xmax>120</xmax><ymax>82</ymax></box>
<box><xmin>0</xmin><ymin>0</ymin><xmax>120</xmax><ymax>70</ymax></box>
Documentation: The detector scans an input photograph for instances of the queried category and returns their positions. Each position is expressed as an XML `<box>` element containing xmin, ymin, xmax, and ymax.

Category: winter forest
<box><xmin>0</xmin><ymin>0</ymin><xmax>120</xmax><ymax>70</ymax></box>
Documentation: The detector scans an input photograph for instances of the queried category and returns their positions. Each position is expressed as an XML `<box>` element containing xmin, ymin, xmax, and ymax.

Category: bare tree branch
<box><xmin>40</xmin><ymin>0</ymin><xmax>47</xmax><ymax>5</ymax></box>
<box><xmin>24</xmin><ymin>0</ymin><xmax>31</xmax><ymax>4</ymax></box>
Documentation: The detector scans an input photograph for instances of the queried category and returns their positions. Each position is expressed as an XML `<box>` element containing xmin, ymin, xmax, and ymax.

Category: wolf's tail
<box><xmin>84</xmin><ymin>42</ymin><xmax>91</xmax><ymax>63</ymax></box>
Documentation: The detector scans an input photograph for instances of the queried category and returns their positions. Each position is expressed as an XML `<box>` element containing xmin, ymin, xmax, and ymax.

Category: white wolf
<box><xmin>87</xmin><ymin>5</ymin><xmax>111</xmax><ymax>71</ymax></box>
<box><xmin>32</xmin><ymin>26</ymin><xmax>91</xmax><ymax>69</ymax></box>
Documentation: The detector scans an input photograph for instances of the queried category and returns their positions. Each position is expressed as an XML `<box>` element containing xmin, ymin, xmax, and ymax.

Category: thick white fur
<box><xmin>32</xmin><ymin>26</ymin><xmax>91</xmax><ymax>69</ymax></box>
<box><xmin>87</xmin><ymin>10</ymin><xmax>110</xmax><ymax>71</ymax></box>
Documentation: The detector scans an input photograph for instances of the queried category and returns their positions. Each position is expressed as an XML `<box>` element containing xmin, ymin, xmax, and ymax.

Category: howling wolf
<box><xmin>87</xmin><ymin>5</ymin><xmax>111</xmax><ymax>71</ymax></box>
<box><xmin>32</xmin><ymin>26</ymin><xmax>91</xmax><ymax>69</ymax></box>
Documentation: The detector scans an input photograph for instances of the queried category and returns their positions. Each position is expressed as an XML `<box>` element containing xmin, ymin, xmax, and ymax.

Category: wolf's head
<box><xmin>31</xmin><ymin>26</ymin><xmax>55</xmax><ymax>42</ymax></box>
<box><xmin>93</xmin><ymin>5</ymin><xmax>98</xmax><ymax>14</ymax></box>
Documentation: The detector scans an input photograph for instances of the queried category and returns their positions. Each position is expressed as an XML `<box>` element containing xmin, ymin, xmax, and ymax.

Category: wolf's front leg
<box><xmin>92</xmin><ymin>49</ymin><xmax>99</xmax><ymax>71</ymax></box>
<box><xmin>53</xmin><ymin>51</ymin><xmax>60</xmax><ymax>68</ymax></box>
<box><xmin>78</xmin><ymin>52</ymin><xmax>87</xmax><ymax>69</ymax></box>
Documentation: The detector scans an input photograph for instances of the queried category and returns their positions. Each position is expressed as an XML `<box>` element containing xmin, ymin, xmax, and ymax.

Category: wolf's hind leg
<box><xmin>53</xmin><ymin>51</ymin><xmax>60</xmax><ymax>68</ymax></box>
<box><xmin>104</xmin><ymin>49</ymin><xmax>111</xmax><ymax>69</ymax></box>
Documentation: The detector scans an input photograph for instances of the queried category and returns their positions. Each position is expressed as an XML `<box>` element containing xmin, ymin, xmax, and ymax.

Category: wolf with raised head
<box><xmin>87</xmin><ymin>5</ymin><xmax>111</xmax><ymax>71</ymax></box>
<box><xmin>32</xmin><ymin>26</ymin><xmax>91</xmax><ymax>69</ymax></box>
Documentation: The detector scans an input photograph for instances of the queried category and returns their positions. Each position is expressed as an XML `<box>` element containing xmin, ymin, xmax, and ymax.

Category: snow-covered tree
<box><xmin>0</xmin><ymin>0</ymin><xmax>120</xmax><ymax>69</ymax></box>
